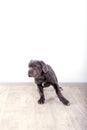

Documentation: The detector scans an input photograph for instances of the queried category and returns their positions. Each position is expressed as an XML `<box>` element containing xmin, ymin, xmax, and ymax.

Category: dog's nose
<box><xmin>28</xmin><ymin>71</ymin><xmax>31</xmax><ymax>77</ymax></box>
<box><xmin>28</xmin><ymin>73</ymin><xmax>31</xmax><ymax>77</ymax></box>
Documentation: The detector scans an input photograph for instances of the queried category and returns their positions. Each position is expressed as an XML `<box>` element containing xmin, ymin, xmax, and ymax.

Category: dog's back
<box><xmin>44</xmin><ymin>64</ymin><xmax>58</xmax><ymax>84</ymax></box>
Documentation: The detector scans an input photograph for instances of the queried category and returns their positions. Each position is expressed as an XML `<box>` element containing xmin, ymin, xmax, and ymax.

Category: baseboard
<box><xmin>0</xmin><ymin>82</ymin><xmax>87</xmax><ymax>87</ymax></box>
<box><xmin>59</xmin><ymin>82</ymin><xmax>87</xmax><ymax>87</ymax></box>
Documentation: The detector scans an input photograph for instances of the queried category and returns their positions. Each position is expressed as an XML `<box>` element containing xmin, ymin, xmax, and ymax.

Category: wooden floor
<box><xmin>0</xmin><ymin>83</ymin><xmax>87</xmax><ymax>130</ymax></box>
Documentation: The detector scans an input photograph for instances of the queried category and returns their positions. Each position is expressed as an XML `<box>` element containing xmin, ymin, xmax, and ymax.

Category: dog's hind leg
<box><xmin>53</xmin><ymin>83</ymin><xmax>70</xmax><ymax>106</ymax></box>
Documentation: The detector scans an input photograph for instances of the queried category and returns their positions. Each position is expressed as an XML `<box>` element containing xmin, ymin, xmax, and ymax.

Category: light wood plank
<box><xmin>0</xmin><ymin>83</ymin><xmax>86</xmax><ymax>130</ymax></box>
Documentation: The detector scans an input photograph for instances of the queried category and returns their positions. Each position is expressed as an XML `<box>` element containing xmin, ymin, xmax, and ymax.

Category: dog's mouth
<box><xmin>28</xmin><ymin>71</ymin><xmax>31</xmax><ymax>77</ymax></box>
<box><xmin>28</xmin><ymin>70</ymin><xmax>34</xmax><ymax>77</ymax></box>
<box><xmin>28</xmin><ymin>66</ymin><xmax>42</xmax><ymax>78</ymax></box>
<box><xmin>28</xmin><ymin>67</ymin><xmax>33</xmax><ymax>77</ymax></box>
<box><xmin>28</xmin><ymin>69</ymin><xmax>39</xmax><ymax>78</ymax></box>
<box><xmin>28</xmin><ymin>72</ymin><xmax>32</xmax><ymax>77</ymax></box>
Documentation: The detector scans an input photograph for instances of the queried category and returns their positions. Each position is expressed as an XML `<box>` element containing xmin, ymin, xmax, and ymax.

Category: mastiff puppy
<box><xmin>28</xmin><ymin>60</ymin><xmax>70</xmax><ymax>106</ymax></box>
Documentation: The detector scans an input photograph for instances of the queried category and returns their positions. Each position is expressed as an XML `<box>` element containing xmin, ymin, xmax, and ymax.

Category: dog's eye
<box><xmin>29</xmin><ymin>64</ymin><xmax>34</xmax><ymax>68</ymax></box>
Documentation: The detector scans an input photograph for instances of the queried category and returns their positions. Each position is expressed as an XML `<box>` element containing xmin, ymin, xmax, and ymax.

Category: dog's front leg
<box><xmin>37</xmin><ymin>84</ymin><xmax>45</xmax><ymax>104</ymax></box>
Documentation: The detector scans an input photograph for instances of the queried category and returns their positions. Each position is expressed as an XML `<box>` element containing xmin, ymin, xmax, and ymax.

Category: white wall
<box><xmin>0</xmin><ymin>0</ymin><xmax>86</xmax><ymax>82</ymax></box>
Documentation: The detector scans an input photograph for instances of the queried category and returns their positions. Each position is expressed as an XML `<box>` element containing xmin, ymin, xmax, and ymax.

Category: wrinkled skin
<box><xmin>28</xmin><ymin>60</ymin><xmax>70</xmax><ymax>106</ymax></box>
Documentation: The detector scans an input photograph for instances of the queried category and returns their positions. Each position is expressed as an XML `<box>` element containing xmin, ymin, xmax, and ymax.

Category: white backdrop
<box><xmin>0</xmin><ymin>0</ymin><xmax>86</xmax><ymax>82</ymax></box>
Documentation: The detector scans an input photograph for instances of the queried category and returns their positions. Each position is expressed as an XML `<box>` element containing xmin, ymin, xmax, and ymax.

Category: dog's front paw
<box><xmin>38</xmin><ymin>97</ymin><xmax>45</xmax><ymax>104</ymax></box>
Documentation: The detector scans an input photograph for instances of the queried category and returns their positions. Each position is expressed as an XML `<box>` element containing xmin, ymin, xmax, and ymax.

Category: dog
<box><xmin>28</xmin><ymin>60</ymin><xmax>70</xmax><ymax>105</ymax></box>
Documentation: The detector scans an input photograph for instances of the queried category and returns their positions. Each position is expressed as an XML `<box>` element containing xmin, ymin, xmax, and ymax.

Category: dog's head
<box><xmin>28</xmin><ymin>60</ymin><xmax>48</xmax><ymax>78</ymax></box>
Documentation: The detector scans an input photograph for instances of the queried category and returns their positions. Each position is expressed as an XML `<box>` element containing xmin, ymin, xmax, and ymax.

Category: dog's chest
<box><xmin>35</xmin><ymin>75</ymin><xmax>46</xmax><ymax>85</ymax></box>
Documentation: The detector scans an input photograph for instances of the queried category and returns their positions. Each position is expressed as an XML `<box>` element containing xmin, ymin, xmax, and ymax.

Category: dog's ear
<box><xmin>28</xmin><ymin>60</ymin><xmax>32</xmax><ymax>67</ymax></box>
<box><xmin>40</xmin><ymin>61</ymin><xmax>48</xmax><ymax>73</ymax></box>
